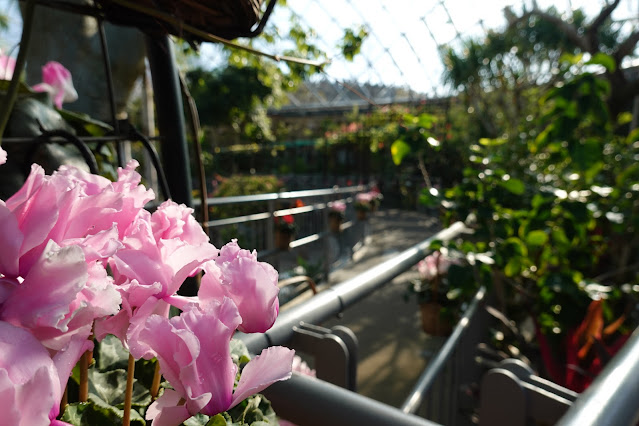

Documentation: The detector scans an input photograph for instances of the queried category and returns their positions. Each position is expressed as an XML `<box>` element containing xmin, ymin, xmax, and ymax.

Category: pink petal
<box><xmin>152</xmin><ymin>200</ymin><xmax>210</xmax><ymax>246</ymax></box>
<box><xmin>208</xmin><ymin>242</ymin><xmax>280</xmax><ymax>333</ymax></box>
<box><xmin>0</xmin><ymin>146</ymin><xmax>6</xmax><ymax>165</ymax></box>
<box><xmin>146</xmin><ymin>389</ymin><xmax>192</xmax><ymax>426</ymax></box>
<box><xmin>230</xmin><ymin>346</ymin><xmax>295</xmax><ymax>408</ymax></box>
<box><xmin>1</xmin><ymin>241</ymin><xmax>87</xmax><ymax>333</ymax></box>
<box><xmin>0</xmin><ymin>201</ymin><xmax>23</xmax><ymax>277</ymax></box>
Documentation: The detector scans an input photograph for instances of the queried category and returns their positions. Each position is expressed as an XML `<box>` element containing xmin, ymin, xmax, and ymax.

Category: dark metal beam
<box><xmin>145</xmin><ymin>35</ymin><xmax>192</xmax><ymax>207</ymax></box>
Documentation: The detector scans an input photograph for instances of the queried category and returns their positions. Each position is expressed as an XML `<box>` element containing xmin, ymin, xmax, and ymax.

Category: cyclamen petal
<box><xmin>0</xmin><ymin>201</ymin><xmax>23</xmax><ymax>277</ymax></box>
<box><xmin>139</xmin><ymin>299</ymin><xmax>243</xmax><ymax>419</ymax></box>
<box><xmin>1</xmin><ymin>241</ymin><xmax>87</xmax><ymax>333</ymax></box>
<box><xmin>0</xmin><ymin>321</ymin><xmax>62</xmax><ymax>425</ymax></box>
<box><xmin>32</xmin><ymin>61</ymin><xmax>78</xmax><ymax>109</ymax></box>
<box><xmin>0</xmin><ymin>50</ymin><xmax>15</xmax><ymax>80</ymax></box>
<box><xmin>230</xmin><ymin>346</ymin><xmax>295</xmax><ymax>408</ymax></box>
<box><xmin>0</xmin><ymin>146</ymin><xmax>6</xmax><ymax>165</ymax></box>
<box><xmin>152</xmin><ymin>200</ymin><xmax>209</xmax><ymax>245</ymax></box>
<box><xmin>146</xmin><ymin>389</ymin><xmax>192</xmax><ymax>426</ymax></box>
<box><xmin>201</xmin><ymin>240</ymin><xmax>279</xmax><ymax>333</ymax></box>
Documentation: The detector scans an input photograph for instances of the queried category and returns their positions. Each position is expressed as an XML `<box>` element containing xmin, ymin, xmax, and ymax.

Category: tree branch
<box><xmin>613</xmin><ymin>30</ymin><xmax>639</xmax><ymax>63</ymax></box>
<box><xmin>507</xmin><ymin>10</ymin><xmax>589</xmax><ymax>52</ymax></box>
<box><xmin>588</xmin><ymin>0</ymin><xmax>621</xmax><ymax>32</ymax></box>
<box><xmin>586</xmin><ymin>0</ymin><xmax>621</xmax><ymax>55</ymax></box>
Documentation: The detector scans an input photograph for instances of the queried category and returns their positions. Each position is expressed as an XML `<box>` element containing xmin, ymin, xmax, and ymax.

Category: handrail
<box><xmin>197</xmin><ymin>184</ymin><xmax>368</xmax><ymax>206</ymax></box>
<box><xmin>262</xmin><ymin>373</ymin><xmax>440</xmax><ymax>426</ymax></box>
<box><xmin>236</xmin><ymin>221</ymin><xmax>469</xmax><ymax>353</ymax></box>
<box><xmin>401</xmin><ymin>286</ymin><xmax>487</xmax><ymax>414</ymax></box>
<box><xmin>556</xmin><ymin>326</ymin><xmax>639</xmax><ymax>426</ymax></box>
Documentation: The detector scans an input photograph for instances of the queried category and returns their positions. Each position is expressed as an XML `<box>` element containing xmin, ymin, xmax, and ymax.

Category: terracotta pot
<box><xmin>275</xmin><ymin>230</ymin><xmax>293</xmax><ymax>250</ymax></box>
<box><xmin>419</xmin><ymin>302</ymin><xmax>452</xmax><ymax>336</ymax></box>
<box><xmin>356</xmin><ymin>209</ymin><xmax>367</xmax><ymax>221</ymax></box>
<box><xmin>329</xmin><ymin>215</ymin><xmax>342</xmax><ymax>233</ymax></box>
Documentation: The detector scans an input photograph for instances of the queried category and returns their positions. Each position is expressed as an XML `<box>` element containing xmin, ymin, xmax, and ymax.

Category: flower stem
<box><xmin>79</xmin><ymin>350</ymin><xmax>90</xmax><ymax>402</ymax></box>
<box><xmin>0</xmin><ymin>0</ymin><xmax>35</xmax><ymax>144</ymax></box>
<box><xmin>150</xmin><ymin>360</ymin><xmax>162</xmax><ymax>401</ymax></box>
<box><xmin>123</xmin><ymin>353</ymin><xmax>135</xmax><ymax>426</ymax></box>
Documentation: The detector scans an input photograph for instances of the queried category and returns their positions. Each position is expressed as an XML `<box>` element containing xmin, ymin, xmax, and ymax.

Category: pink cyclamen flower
<box><xmin>356</xmin><ymin>192</ymin><xmax>375</xmax><ymax>204</ymax></box>
<box><xmin>330</xmin><ymin>200</ymin><xmax>346</xmax><ymax>213</ymax></box>
<box><xmin>32</xmin><ymin>61</ymin><xmax>78</xmax><ymax>109</ymax></box>
<box><xmin>0</xmin><ymin>147</ymin><xmax>7</xmax><ymax>165</ymax></box>
<box><xmin>0</xmin><ymin>321</ymin><xmax>91</xmax><ymax>426</ymax></box>
<box><xmin>198</xmin><ymin>239</ymin><xmax>279</xmax><ymax>333</ymax></box>
<box><xmin>140</xmin><ymin>299</ymin><xmax>294</xmax><ymax>426</ymax></box>
<box><xmin>417</xmin><ymin>251</ymin><xmax>458</xmax><ymax>281</ymax></box>
<box><xmin>0</xmin><ymin>49</ymin><xmax>15</xmax><ymax>80</ymax></box>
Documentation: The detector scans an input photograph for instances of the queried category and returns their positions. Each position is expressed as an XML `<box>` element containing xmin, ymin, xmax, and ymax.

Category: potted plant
<box><xmin>406</xmin><ymin>250</ymin><xmax>468</xmax><ymax>335</ymax></box>
<box><xmin>354</xmin><ymin>192</ymin><xmax>374</xmax><ymax>220</ymax></box>
<box><xmin>274</xmin><ymin>214</ymin><xmax>296</xmax><ymax>250</ymax></box>
<box><xmin>328</xmin><ymin>200</ymin><xmax>346</xmax><ymax>233</ymax></box>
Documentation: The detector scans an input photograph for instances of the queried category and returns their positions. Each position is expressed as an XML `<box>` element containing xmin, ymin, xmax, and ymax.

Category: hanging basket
<box><xmin>95</xmin><ymin>0</ymin><xmax>269</xmax><ymax>41</ymax></box>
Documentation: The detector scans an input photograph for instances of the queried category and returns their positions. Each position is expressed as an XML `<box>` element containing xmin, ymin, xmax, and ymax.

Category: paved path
<box><xmin>282</xmin><ymin>208</ymin><xmax>448</xmax><ymax>408</ymax></box>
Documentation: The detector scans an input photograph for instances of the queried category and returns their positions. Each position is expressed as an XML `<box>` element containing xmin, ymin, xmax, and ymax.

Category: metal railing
<box><xmin>197</xmin><ymin>184</ymin><xmax>372</xmax><ymax>282</ymax></box>
<box><xmin>556</xmin><ymin>326</ymin><xmax>639</xmax><ymax>426</ymax></box>
<box><xmin>236</xmin><ymin>222</ymin><xmax>470</xmax><ymax>426</ymax></box>
<box><xmin>402</xmin><ymin>286</ymin><xmax>492</xmax><ymax>425</ymax></box>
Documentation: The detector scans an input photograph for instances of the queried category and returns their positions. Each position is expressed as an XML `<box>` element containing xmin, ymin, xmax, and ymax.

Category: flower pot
<box><xmin>419</xmin><ymin>302</ymin><xmax>452</xmax><ymax>336</ymax></box>
<box><xmin>356</xmin><ymin>209</ymin><xmax>367</xmax><ymax>221</ymax></box>
<box><xmin>275</xmin><ymin>230</ymin><xmax>293</xmax><ymax>251</ymax></box>
<box><xmin>329</xmin><ymin>215</ymin><xmax>342</xmax><ymax>233</ymax></box>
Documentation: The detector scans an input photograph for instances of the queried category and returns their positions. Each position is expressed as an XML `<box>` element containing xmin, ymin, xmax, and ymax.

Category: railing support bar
<box><xmin>262</xmin><ymin>373</ymin><xmax>441</xmax><ymax>426</ymax></box>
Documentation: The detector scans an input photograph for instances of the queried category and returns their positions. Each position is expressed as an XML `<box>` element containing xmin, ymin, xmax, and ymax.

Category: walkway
<box><xmin>281</xmin><ymin>208</ymin><xmax>447</xmax><ymax>408</ymax></box>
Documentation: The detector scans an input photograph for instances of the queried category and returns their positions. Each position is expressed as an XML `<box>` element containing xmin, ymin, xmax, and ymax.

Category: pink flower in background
<box><xmin>32</xmin><ymin>61</ymin><xmax>78</xmax><ymax>109</ymax></box>
<box><xmin>199</xmin><ymin>239</ymin><xmax>279</xmax><ymax>333</ymax></box>
<box><xmin>140</xmin><ymin>300</ymin><xmax>294</xmax><ymax>425</ymax></box>
<box><xmin>356</xmin><ymin>192</ymin><xmax>375</xmax><ymax>204</ymax></box>
<box><xmin>417</xmin><ymin>250</ymin><xmax>458</xmax><ymax>281</ymax></box>
<box><xmin>0</xmin><ymin>147</ymin><xmax>7</xmax><ymax>165</ymax></box>
<box><xmin>330</xmin><ymin>200</ymin><xmax>347</xmax><ymax>213</ymax></box>
<box><xmin>292</xmin><ymin>355</ymin><xmax>316</xmax><ymax>377</ymax></box>
<box><xmin>0</xmin><ymin>50</ymin><xmax>15</xmax><ymax>80</ymax></box>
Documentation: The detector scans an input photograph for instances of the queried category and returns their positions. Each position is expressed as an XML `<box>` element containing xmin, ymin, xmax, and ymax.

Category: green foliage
<box><xmin>186</xmin><ymin>66</ymin><xmax>274</xmax><ymax>141</ymax></box>
<box><xmin>339</xmin><ymin>26</ymin><xmax>368</xmax><ymax>61</ymax></box>
<box><xmin>440</xmin><ymin>61</ymin><xmax>639</xmax><ymax>344</ymax></box>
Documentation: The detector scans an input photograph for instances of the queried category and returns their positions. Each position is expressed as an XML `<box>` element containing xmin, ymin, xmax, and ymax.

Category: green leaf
<box><xmin>0</xmin><ymin>79</ymin><xmax>35</xmax><ymax>95</ymax></box>
<box><xmin>586</xmin><ymin>53</ymin><xmax>616</xmax><ymax>72</ymax></box>
<box><xmin>230</xmin><ymin>339</ymin><xmax>251</xmax><ymax>365</ymax></box>
<box><xmin>390</xmin><ymin>139</ymin><xmax>411</xmax><ymax>165</ymax></box>
<box><xmin>526</xmin><ymin>230</ymin><xmax>549</xmax><ymax>246</ymax></box>
<box><xmin>504</xmin><ymin>257</ymin><xmax>522</xmax><ymax>277</ymax></box>
<box><xmin>89</xmin><ymin>369</ymin><xmax>151</xmax><ymax>408</ymax></box>
<box><xmin>205</xmin><ymin>414</ymin><xmax>230</xmax><ymax>426</ymax></box>
<box><xmin>571</xmin><ymin>139</ymin><xmax>602</xmax><ymax>171</ymax></box>
<box><xmin>96</xmin><ymin>335</ymin><xmax>130</xmax><ymax>371</ymax></box>
<box><xmin>617</xmin><ymin>112</ymin><xmax>633</xmax><ymax>126</ymax></box>
<box><xmin>61</xmin><ymin>400</ymin><xmax>145</xmax><ymax>426</ymax></box>
<box><xmin>499</xmin><ymin>178</ymin><xmax>525</xmax><ymax>195</ymax></box>
<box><xmin>57</xmin><ymin>109</ymin><xmax>114</xmax><ymax>136</ymax></box>
<box><xmin>479</xmin><ymin>137</ymin><xmax>507</xmax><ymax>146</ymax></box>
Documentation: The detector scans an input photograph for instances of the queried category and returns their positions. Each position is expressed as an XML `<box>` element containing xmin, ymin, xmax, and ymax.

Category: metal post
<box><xmin>145</xmin><ymin>35</ymin><xmax>192</xmax><ymax>207</ymax></box>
